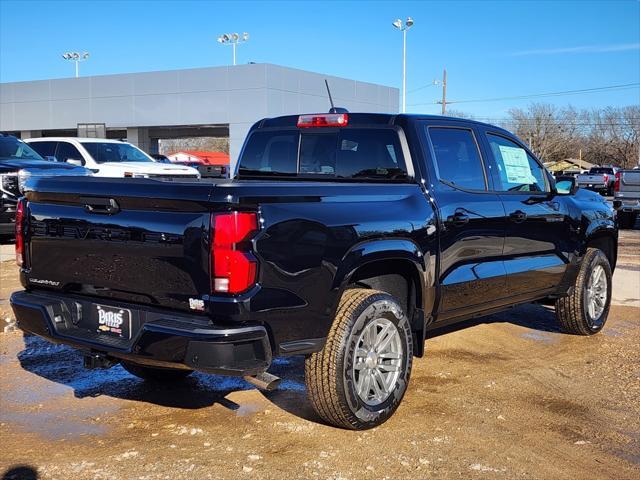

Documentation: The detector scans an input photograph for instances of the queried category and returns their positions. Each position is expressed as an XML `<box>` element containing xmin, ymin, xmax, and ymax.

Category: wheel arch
<box><xmin>583</xmin><ymin>227</ymin><xmax>617</xmax><ymax>271</ymax></box>
<box><xmin>331</xmin><ymin>239</ymin><xmax>430</xmax><ymax>357</ymax></box>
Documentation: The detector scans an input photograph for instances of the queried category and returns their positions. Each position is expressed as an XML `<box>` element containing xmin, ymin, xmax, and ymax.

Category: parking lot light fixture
<box><xmin>392</xmin><ymin>17</ymin><xmax>414</xmax><ymax>113</ymax></box>
<box><xmin>217</xmin><ymin>32</ymin><xmax>249</xmax><ymax>66</ymax></box>
<box><xmin>62</xmin><ymin>51</ymin><xmax>89</xmax><ymax>78</ymax></box>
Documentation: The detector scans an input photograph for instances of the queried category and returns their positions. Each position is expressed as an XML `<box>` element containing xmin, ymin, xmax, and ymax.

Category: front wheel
<box><xmin>305</xmin><ymin>289</ymin><xmax>413</xmax><ymax>430</ymax></box>
<box><xmin>555</xmin><ymin>248</ymin><xmax>612</xmax><ymax>335</ymax></box>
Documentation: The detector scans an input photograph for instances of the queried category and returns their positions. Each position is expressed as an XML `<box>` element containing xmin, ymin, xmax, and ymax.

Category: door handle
<box><xmin>81</xmin><ymin>197</ymin><xmax>120</xmax><ymax>215</ymax></box>
<box><xmin>509</xmin><ymin>210</ymin><xmax>527</xmax><ymax>223</ymax></box>
<box><xmin>447</xmin><ymin>210</ymin><xmax>469</xmax><ymax>227</ymax></box>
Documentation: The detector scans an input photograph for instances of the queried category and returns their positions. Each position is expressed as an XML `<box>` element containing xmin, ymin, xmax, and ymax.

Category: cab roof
<box><xmin>25</xmin><ymin>137</ymin><xmax>126</xmax><ymax>143</ymax></box>
<box><xmin>254</xmin><ymin>112</ymin><xmax>513</xmax><ymax>136</ymax></box>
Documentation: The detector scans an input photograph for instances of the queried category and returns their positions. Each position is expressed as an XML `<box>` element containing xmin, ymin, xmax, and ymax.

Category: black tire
<box><xmin>618</xmin><ymin>212</ymin><xmax>637</xmax><ymax>229</ymax></box>
<box><xmin>555</xmin><ymin>248</ymin><xmax>612</xmax><ymax>335</ymax></box>
<box><xmin>305</xmin><ymin>288</ymin><xmax>413</xmax><ymax>430</ymax></box>
<box><xmin>121</xmin><ymin>361</ymin><xmax>193</xmax><ymax>382</ymax></box>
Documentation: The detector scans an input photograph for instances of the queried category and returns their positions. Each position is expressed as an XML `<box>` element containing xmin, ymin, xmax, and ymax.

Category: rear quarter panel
<box><xmin>210</xmin><ymin>181</ymin><xmax>437</xmax><ymax>350</ymax></box>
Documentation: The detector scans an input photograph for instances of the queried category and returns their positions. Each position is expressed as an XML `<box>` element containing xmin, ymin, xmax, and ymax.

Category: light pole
<box><xmin>62</xmin><ymin>52</ymin><xmax>90</xmax><ymax>78</ymax></box>
<box><xmin>217</xmin><ymin>32</ymin><xmax>249</xmax><ymax>66</ymax></box>
<box><xmin>392</xmin><ymin>17</ymin><xmax>414</xmax><ymax>113</ymax></box>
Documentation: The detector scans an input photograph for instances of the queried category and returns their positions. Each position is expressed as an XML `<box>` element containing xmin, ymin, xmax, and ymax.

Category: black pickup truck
<box><xmin>11</xmin><ymin>112</ymin><xmax>617</xmax><ymax>430</ymax></box>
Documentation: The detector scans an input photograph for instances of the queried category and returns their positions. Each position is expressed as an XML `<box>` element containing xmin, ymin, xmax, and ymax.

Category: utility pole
<box><xmin>440</xmin><ymin>68</ymin><xmax>447</xmax><ymax>115</ymax></box>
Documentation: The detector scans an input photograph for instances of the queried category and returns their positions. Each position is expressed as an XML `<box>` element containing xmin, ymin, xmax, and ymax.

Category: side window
<box><xmin>428</xmin><ymin>127</ymin><xmax>486</xmax><ymax>190</ymax></box>
<box><xmin>55</xmin><ymin>142</ymin><xmax>84</xmax><ymax>164</ymax></box>
<box><xmin>28</xmin><ymin>141</ymin><xmax>57</xmax><ymax>160</ymax></box>
<box><xmin>486</xmin><ymin>134</ymin><xmax>548</xmax><ymax>192</ymax></box>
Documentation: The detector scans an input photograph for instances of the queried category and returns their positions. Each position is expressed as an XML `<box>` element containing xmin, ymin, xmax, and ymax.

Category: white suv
<box><xmin>25</xmin><ymin>138</ymin><xmax>200</xmax><ymax>179</ymax></box>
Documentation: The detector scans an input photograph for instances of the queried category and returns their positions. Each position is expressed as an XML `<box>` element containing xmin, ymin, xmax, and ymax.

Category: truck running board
<box><xmin>243</xmin><ymin>372</ymin><xmax>281</xmax><ymax>391</ymax></box>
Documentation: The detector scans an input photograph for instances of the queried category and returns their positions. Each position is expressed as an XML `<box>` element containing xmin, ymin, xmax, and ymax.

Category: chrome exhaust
<box><xmin>243</xmin><ymin>372</ymin><xmax>281</xmax><ymax>391</ymax></box>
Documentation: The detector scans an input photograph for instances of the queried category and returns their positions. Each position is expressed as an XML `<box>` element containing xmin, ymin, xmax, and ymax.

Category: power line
<box><xmin>408</xmin><ymin>82</ymin><xmax>640</xmax><ymax>106</ymax></box>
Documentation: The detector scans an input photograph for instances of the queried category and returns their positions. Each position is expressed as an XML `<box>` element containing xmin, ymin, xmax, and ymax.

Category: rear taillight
<box><xmin>614</xmin><ymin>172</ymin><xmax>621</xmax><ymax>192</ymax></box>
<box><xmin>15</xmin><ymin>200</ymin><xmax>26</xmax><ymax>267</ymax></box>
<box><xmin>603</xmin><ymin>173</ymin><xmax>609</xmax><ymax>183</ymax></box>
<box><xmin>211</xmin><ymin>212</ymin><xmax>258</xmax><ymax>294</ymax></box>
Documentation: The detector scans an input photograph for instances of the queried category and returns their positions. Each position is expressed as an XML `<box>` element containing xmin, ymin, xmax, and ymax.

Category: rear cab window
<box><xmin>238</xmin><ymin>128</ymin><xmax>409</xmax><ymax>181</ymax></box>
<box><xmin>589</xmin><ymin>167</ymin><xmax>614</xmax><ymax>174</ymax></box>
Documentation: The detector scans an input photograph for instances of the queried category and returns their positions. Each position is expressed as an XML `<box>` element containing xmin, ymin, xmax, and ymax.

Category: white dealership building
<box><xmin>0</xmin><ymin>63</ymin><xmax>399</xmax><ymax>170</ymax></box>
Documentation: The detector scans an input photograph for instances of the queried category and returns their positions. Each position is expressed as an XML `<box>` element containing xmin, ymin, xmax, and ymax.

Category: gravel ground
<box><xmin>0</xmin><ymin>229</ymin><xmax>638</xmax><ymax>480</ymax></box>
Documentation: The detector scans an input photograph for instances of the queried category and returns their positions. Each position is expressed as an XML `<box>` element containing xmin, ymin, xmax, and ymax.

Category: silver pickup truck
<box><xmin>614</xmin><ymin>169</ymin><xmax>640</xmax><ymax>229</ymax></box>
<box><xmin>576</xmin><ymin>166</ymin><xmax>619</xmax><ymax>196</ymax></box>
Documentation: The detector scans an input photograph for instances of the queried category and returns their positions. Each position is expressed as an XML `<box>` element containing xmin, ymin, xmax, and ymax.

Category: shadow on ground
<box><xmin>14</xmin><ymin>302</ymin><xmax>563</xmax><ymax>424</ymax></box>
<box><xmin>15</xmin><ymin>332</ymin><xmax>317</xmax><ymax>421</ymax></box>
<box><xmin>1</xmin><ymin>465</ymin><xmax>38</xmax><ymax>480</ymax></box>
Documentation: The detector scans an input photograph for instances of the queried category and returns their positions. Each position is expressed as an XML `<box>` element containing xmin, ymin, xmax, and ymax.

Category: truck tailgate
<box><xmin>619</xmin><ymin>170</ymin><xmax>640</xmax><ymax>195</ymax></box>
<box><xmin>23</xmin><ymin>177</ymin><xmax>215</xmax><ymax>312</ymax></box>
<box><xmin>577</xmin><ymin>174</ymin><xmax>604</xmax><ymax>184</ymax></box>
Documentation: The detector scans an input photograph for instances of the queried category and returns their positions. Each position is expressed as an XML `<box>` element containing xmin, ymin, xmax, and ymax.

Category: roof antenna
<box><xmin>324</xmin><ymin>79</ymin><xmax>348</xmax><ymax>114</ymax></box>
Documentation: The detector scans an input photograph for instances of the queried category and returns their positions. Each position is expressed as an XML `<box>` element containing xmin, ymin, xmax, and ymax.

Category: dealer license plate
<box><xmin>95</xmin><ymin>304</ymin><xmax>131</xmax><ymax>338</ymax></box>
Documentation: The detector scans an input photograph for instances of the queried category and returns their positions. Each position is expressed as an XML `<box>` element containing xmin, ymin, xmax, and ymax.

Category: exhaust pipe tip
<box><xmin>244</xmin><ymin>372</ymin><xmax>281</xmax><ymax>391</ymax></box>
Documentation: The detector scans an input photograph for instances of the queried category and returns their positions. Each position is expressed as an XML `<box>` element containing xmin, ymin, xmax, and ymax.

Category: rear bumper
<box><xmin>578</xmin><ymin>183</ymin><xmax>607</xmax><ymax>190</ymax></box>
<box><xmin>10</xmin><ymin>290</ymin><xmax>272</xmax><ymax>376</ymax></box>
<box><xmin>613</xmin><ymin>198</ymin><xmax>640</xmax><ymax>213</ymax></box>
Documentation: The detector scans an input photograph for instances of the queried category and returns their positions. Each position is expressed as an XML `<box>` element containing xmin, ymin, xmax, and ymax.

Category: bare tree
<box><xmin>159</xmin><ymin>137</ymin><xmax>229</xmax><ymax>156</ymax></box>
<box><xmin>444</xmin><ymin>109</ymin><xmax>475</xmax><ymax>120</ymax></box>
<box><xmin>505</xmin><ymin>103</ymin><xmax>574</xmax><ymax>162</ymax></box>
<box><xmin>505</xmin><ymin>103</ymin><xmax>639</xmax><ymax>167</ymax></box>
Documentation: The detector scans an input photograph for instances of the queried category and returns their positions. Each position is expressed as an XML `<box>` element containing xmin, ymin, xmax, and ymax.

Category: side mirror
<box><xmin>66</xmin><ymin>158</ymin><xmax>84</xmax><ymax>167</ymax></box>
<box><xmin>555</xmin><ymin>177</ymin><xmax>578</xmax><ymax>195</ymax></box>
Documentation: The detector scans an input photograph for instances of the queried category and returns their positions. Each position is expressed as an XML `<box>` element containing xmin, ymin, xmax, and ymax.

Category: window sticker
<box><xmin>498</xmin><ymin>145</ymin><xmax>534</xmax><ymax>184</ymax></box>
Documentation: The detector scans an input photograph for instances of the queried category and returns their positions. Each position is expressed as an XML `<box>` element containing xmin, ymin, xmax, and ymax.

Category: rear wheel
<box><xmin>555</xmin><ymin>248</ymin><xmax>612</xmax><ymax>335</ymax></box>
<box><xmin>121</xmin><ymin>361</ymin><xmax>193</xmax><ymax>382</ymax></box>
<box><xmin>305</xmin><ymin>289</ymin><xmax>413</xmax><ymax>430</ymax></box>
